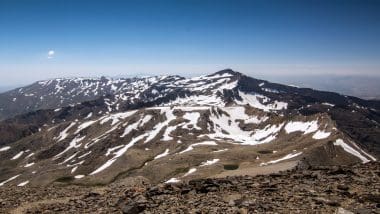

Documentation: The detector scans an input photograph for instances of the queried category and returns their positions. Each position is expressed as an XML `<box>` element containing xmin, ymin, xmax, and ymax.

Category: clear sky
<box><xmin>0</xmin><ymin>0</ymin><xmax>379</xmax><ymax>85</ymax></box>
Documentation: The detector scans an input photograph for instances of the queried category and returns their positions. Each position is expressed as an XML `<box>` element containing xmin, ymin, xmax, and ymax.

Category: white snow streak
<box><xmin>165</xmin><ymin>178</ymin><xmax>180</xmax><ymax>183</ymax></box>
<box><xmin>24</xmin><ymin>162</ymin><xmax>35</xmax><ymax>167</ymax></box>
<box><xmin>0</xmin><ymin>174</ymin><xmax>21</xmax><ymax>186</ymax></box>
<box><xmin>154</xmin><ymin>149</ymin><xmax>170</xmax><ymax>159</ymax></box>
<box><xmin>0</xmin><ymin>146</ymin><xmax>11</xmax><ymax>152</ymax></box>
<box><xmin>11</xmin><ymin>151</ymin><xmax>24</xmax><ymax>160</ymax></box>
<box><xmin>333</xmin><ymin>139</ymin><xmax>370</xmax><ymax>163</ymax></box>
<box><xmin>179</xmin><ymin>141</ymin><xmax>217</xmax><ymax>154</ymax></box>
<box><xmin>183</xmin><ymin>168</ymin><xmax>197</xmax><ymax>177</ymax></box>
<box><xmin>260</xmin><ymin>152</ymin><xmax>303</xmax><ymax>166</ymax></box>
<box><xmin>90</xmin><ymin>134</ymin><xmax>147</xmax><ymax>175</ymax></box>
<box><xmin>17</xmin><ymin>181</ymin><xmax>29</xmax><ymax>187</ymax></box>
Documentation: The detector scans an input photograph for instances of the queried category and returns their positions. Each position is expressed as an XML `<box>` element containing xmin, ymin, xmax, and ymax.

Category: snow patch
<box><xmin>75</xmin><ymin>120</ymin><xmax>97</xmax><ymax>134</ymax></box>
<box><xmin>90</xmin><ymin>134</ymin><xmax>147</xmax><ymax>175</ymax></box>
<box><xmin>183</xmin><ymin>112</ymin><xmax>201</xmax><ymax>130</ymax></box>
<box><xmin>85</xmin><ymin>112</ymin><xmax>93</xmax><ymax>119</ymax></box>
<box><xmin>165</xmin><ymin>178</ymin><xmax>180</xmax><ymax>183</ymax></box>
<box><xmin>225</xmin><ymin>106</ymin><xmax>268</xmax><ymax>124</ymax></box>
<box><xmin>25</xmin><ymin>153</ymin><xmax>34</xmax><ymax>159</ymax></box>
<box><xmin>322</xmin><ymin>102</ymin><xmax>335</xmax><ymax>107</ymax></box>
<box><xmin>145</xmin><ymin>108</ymin><xmax>176</xmax><ymax>143</ymax></box>
<box><xmin>105</xmin><ymin>145</ymin><xmax>124</xmax><ymax>156</ymax></box>
<box><xmin>200</xmin><ymin>159</ymin><xmax>220</xmax><ymax>166</ymax></box>
<box><xmin>71</xmin><ymin>166</ymin><xmax>78</xmax><ymax>173</ymax></box>
<box><xmin>78</xmin><ymin>151</ymin><xmax>92</xmax><ymax>159</ymax></box>
<box><xmin>247</xmin><ymin>123</ymin><xmax>284</xmax><ymax>145</ymax></box>
<box><xmin>54</xmin><ymin>135</ymin><xmax>86</xmax><ymax>159</ymax></box>
<box><xmin>120</xmin><ymin>119</ymin><xmax>140</xmax><ymax>138</ymax></box>
<box><xmin>212</xmin><ymin>148</ymin><xmax>228</xmax><ymax>153</ymax></box>
<box><xmin>285</xmin><ymin>120</ymin><xmax>319</xmax><ymax>134</ymax></box>
<box><xmin>207</xmin><ymin>107</ymin><xmax>280</xmax><ymax>144</ymax></box>
<box><xmin>164</xmin><ymin>94</ymin><xmax>225</xmax><ymax>107</ymax></box>
<box><xmin>100</xmin><ymin>111</ymin><xmax>137</xmax><ymax>125</ymax></box>
<box><xmin>312</xmin><ymin>130</ymin><xmax>331</xmax><ymax>139</ymax></box>
<box><xmin>237</xmin><ymin>91</ymin><xmax>287</xmax><ymax>112</ymax></box>
<box><xmin>57</xmin><ymin>122</ymin><xmax>76</xmax><ymax>142</ymax></box>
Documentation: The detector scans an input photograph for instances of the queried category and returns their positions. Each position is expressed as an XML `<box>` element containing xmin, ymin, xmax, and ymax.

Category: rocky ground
<box><xmin>0</xmin><ymin>162</ymin><xmax>379</xmax><ymax>214</ymax></box>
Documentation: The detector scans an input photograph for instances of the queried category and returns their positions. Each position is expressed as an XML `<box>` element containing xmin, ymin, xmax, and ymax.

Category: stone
<box><xmin>122</xmin><ymin>202</ymin><xmax>145</xmax><ymax>214</ymax></box>
<box><xmin>337</xmin><ymin>185</ymin><xmax>349</xmax><ymax>191</ymax></box>
<box><xmin>335</xmin><ymin>207</ymin><xmax>354</xmax><ymax>214</ymax></box>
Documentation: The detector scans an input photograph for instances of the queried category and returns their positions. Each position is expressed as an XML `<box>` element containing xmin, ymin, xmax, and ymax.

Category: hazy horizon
<box><xmin>1</xmin><ymin>70</ymin><xmax>380</xmax><ymax>100</ymax></box>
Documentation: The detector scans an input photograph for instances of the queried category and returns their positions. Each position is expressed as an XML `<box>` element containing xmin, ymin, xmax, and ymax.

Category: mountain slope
<box><xmin>0</xmin><ymin>69</ymin><xmax>378</xmax><ymax>187</ymax></box>
<box><xmin>0</xmin><ymin>105</ymin><xmax>375</xmax><ymax>186</ymax></box>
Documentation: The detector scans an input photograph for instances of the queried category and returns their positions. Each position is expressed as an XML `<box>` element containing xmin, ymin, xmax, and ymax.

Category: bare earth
<box><xmin>0</xmin><ymin>162</ymin><xmax>378</xmax><ymax>213</ymax></box>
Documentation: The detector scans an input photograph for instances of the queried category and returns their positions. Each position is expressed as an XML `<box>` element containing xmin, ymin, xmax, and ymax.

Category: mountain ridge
<box><xmin>1</xmin><ymin>69</ymin><xmax>379</xmax><ymax>119</ymax></box>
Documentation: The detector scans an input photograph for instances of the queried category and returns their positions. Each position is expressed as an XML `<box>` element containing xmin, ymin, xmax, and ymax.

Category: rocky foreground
<box><xmin>0</xmin><ymin>162</ymin><xmax>379</xmax><ymax>214</ymax></box>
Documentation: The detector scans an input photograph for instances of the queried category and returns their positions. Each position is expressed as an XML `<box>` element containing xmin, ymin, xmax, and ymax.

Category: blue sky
<box><xmin>0</xmin><ymin>0</ymin><xmax>379</xmax><ymax>85</ymax></box>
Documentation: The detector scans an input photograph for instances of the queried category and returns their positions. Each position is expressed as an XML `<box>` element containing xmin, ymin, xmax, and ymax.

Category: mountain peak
<box><xmin>211</xmin><ymin>69</ymin><xmax>241</xmax><ymax>77</ymax></box>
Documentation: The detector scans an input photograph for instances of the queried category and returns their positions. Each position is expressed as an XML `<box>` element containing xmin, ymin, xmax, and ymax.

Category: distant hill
<box><xmin>259</xmin><ymin>74</ymin><xmax>380</xmax><ymax>100</ymax></box>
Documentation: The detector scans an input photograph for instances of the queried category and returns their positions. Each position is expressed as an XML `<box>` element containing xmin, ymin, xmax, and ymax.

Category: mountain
<box><xmin>0</xmin><ymin>69</ymin><xmax>379</xmax><ymax>187</ymax></box>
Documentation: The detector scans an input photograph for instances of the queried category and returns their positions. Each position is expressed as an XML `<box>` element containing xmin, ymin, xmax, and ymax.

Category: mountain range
<box><xmin>0</xmin><ymin>69</ymin><xmax>378</xmax><ymax>187</ymax></box>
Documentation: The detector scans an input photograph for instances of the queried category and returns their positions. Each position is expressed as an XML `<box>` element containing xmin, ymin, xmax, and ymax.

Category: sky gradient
<box><xmin>1</xmin><ymin>0</ymin><xmax>379</xmax><ymax>86</ymax></box>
